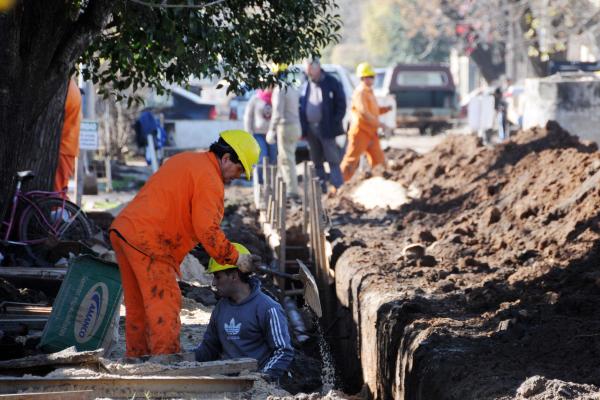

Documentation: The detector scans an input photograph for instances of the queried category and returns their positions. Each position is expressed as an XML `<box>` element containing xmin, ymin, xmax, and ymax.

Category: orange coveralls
<box><xmin>54</xmin><ymin>79</ymin><xmax>82</xmax><ymax>195</ymax></box>
<box><xmin>109</xmin><ymin>151</ymin><xmax>239</xmax><ymax>357</ymax></box>
<box><xmin>340</xmin><ymin>82</ymin><xmax>387</xmax><ymax>182</ymax></box>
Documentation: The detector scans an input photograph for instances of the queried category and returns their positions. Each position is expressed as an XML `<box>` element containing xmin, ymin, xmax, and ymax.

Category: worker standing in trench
<box><xmin>195</xmin><ymin>243</ymin><xmax>294</xmax><ymax>382</ymax></box>
<box><xmin>340</xmin><ymin>62</ymin><xmax>392</xmax><ymax>182</ymax></box>
<box><xmin>109</xmin><ymin>130</ymin><xmax>262</xmax><ymax>357</ymax></box>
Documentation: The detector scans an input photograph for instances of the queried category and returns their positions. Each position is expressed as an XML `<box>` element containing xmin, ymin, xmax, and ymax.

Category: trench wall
<box><xmin>323</xmin><ymin>245</ymin><xmax>503</xmax><ymax>400</ymax></box>
<box><xmin>324</xmin><ymin>246</ymin><xmax>420</xmax><ymax>399</ymax></box>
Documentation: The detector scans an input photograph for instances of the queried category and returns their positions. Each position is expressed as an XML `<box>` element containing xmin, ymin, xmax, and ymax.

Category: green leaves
<box><xmin>80</xmin><ymin>0</ymin><xmax>341</xmax><ymax>99</ymax></box>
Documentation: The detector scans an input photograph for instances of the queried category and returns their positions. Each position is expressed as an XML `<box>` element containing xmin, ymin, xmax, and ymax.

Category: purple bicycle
<box><xmin>1</xmin><ymin>170</ymin><xmax>93</xmax><ymax>265</ymax></box>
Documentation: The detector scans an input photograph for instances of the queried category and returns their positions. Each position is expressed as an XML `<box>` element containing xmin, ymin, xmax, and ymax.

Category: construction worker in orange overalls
<box><xmin>109</xmin><ymin>130</ymin><xmax>261</xmax><ymax>357</ymax></box>
<box><xmin>340</xmin><ymin>62</ymin><xmax>392</xmax><ymax>182</ymax></box>
<box><xmin>54</xmin><ymin>79</ymin><xmax>82</xmax><ymax>197</ymax></box>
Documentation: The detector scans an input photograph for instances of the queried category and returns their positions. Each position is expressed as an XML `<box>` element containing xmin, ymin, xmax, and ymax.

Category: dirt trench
<box><xmin>318</xmin><ymin>122</ymin><xmax>600</xmax><ymax>399</ymax></box>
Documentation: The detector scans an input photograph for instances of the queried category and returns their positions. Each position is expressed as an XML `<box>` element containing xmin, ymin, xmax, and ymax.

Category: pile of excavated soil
<box><xmin>325</xmin><ymin>122</ymin><xmax>600</xmax><ymax>399</ymax></box>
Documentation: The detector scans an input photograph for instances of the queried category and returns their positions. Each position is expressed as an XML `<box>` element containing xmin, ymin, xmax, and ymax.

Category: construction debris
<box><xmin>101</xmin><ymin>356</ymin><xmax>257</xmax><ymax>376</ymax></box>
<box><xmin>0</xmin><ymin>347</ymin><xmax>102</xmax><ymax>375</ymax></box>
<box><xmin>0</xmin><ymin>375</ymin><xmax>256</xmax><ymax>399</ymax></box>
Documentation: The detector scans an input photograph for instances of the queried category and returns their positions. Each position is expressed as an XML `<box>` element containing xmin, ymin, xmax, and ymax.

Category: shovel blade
<box><xmin>296</xmin><ymin>259</ymin><xmax>323</xmax><ymax>318</ymax></box>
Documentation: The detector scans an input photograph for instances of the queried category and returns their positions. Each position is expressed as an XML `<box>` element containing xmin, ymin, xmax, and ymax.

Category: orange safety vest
<box><xmin>348</xmin><ymin>83</ymin><xmax>382</xmax><ymax>137</ymax></box>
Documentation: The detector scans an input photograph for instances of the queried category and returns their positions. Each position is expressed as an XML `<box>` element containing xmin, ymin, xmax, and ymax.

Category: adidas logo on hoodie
<box><xmin>224</xmin><ymin>318</ymin><xmax>241</xmax><ymax>339</ymax></box>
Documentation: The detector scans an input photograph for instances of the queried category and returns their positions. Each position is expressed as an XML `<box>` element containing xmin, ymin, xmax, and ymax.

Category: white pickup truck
<box><xmin>159</xmin><ymin>86</ymin><xmax>243</xmax><ymax>153</ymax></box>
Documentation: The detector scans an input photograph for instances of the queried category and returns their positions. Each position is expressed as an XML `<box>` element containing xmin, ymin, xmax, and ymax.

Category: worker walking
<box><xmin>340</xmin><ymin>62</ymin><xmax>392</xmax><ymax>182</ymax></box>
<box><xmin>244</xmin><ymin>88</ymin><xmax>276</xmax><ymax>184</ymax></box>
<box><xmin>300</xmin><ymin>57</ymin><xmax>346</xmax><ymax>194</ymax></box>
<box><xmin>267</xmin><ymin>64</ymin><xmax>302</xmax><ymax>198</ymax></box>
<box><xmin>54</xmin><ymin>79</ymin><xmax>82</xmax><ymax>197</ymax></box>
<box><xmin>109</xmin><ymin>130</ymin><xmax>261</xmax><ymax>357</ymax></box>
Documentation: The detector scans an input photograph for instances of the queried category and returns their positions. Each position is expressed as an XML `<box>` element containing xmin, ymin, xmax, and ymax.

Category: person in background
<box><xmin>244</xmin><ymin>88</ymin><xmax>276</xmax><ymax>183</ymax></box>
<box><xmin>134</xmin><ymin>109</ymin><xmax>167</xmax><ymax>169</ymax></box>
<box><xmin>267</xmin><ymin>64</ymin><xmax>302</xmax><ymax>198</ymax></box>
<box><xmin>494</xmin><ymin>86</ymin><xmax>508</xmax><ymax>142</ymax></box>
<box><xmin>299</xmin><ymin>57</ymin><xmax>346</xmax><ymax>194</ymax></box>
<box><xmin>340</xmin><ymin>62</ymin><xmax>391</xmax><ymax>182</ymax></box>
<box><xmin>109</xmin><ymin>130</ymin><xmax>262</xmax><ymax>357</ymax></box>
<box><xmin>195</xmin><ymin>243</ymin><xmax>294</xmax><ymax>383</ymax></box>
<box><xmin>54</xmin><ymin>78</ymin><xmax>82</xmax><ymax>198</ymax></box>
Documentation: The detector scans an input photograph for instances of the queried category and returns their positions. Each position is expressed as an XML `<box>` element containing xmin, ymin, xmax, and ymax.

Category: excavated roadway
<box><xmin>322</xmin><ymin>122</ymin><xmax>600</xmax><ymax>399</ymax></box>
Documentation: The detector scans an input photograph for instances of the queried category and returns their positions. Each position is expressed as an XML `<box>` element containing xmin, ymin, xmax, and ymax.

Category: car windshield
<box><xmin>396</xmin><ymin>71</ymin><xmax>448</xmax><ymax>86</ymax></box>
<box><xmin>374</xmin><ymin>72</ymin><xmax>385</xmax><ymax>90</ymax></box>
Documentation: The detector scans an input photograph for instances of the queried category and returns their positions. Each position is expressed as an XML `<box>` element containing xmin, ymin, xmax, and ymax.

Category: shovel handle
<box><xmin>256</xmin><ymin>265</ymin><xmax>300</xmax><ymax>281</ymax></box>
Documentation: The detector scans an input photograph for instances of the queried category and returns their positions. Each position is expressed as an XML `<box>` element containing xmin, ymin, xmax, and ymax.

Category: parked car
<box><xmin>373</xmin><ymin>67</ymin><xmax>397</xmax><ymax>136</ymax></box>
<box><xmin>152</xmin><ymin>85</ymin><xmax>242</xmax><ymax>151</ymax></box>
<box><xmin>383</xmin><ymin>64</ymin><xmax>458</xmax><ymax>134</ymax></box>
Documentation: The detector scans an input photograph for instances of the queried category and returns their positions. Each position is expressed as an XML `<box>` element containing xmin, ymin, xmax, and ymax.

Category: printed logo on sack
<box><xmin>74</xmin><ymin>283</ymin><xmax>109</xmax><ymax>344</ymax></box>
<box><xmin>224</xmin><ymin>318</ymin><xmax>241</xmax><ymax>339</ymax></box>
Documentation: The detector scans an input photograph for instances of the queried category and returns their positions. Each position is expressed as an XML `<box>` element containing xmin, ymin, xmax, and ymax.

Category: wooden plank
<box><xmin>311</xmin><ymin>177</ymin><xmax>323</xmax><ymax>281</ymax></box>
<box><xmin>277</xmin><ymin>179</ymin><xmax>287</xmax><ymax>298</ymax></box>
<box><xmin>262</xmin><ymin>157</ymin><xmax>269</xmax><ymax>212</ymax></box>
<box><xmin>0</xmin><ymin>302</ymin><xmax>52</xmax><ymax>316</ymax></box>
<box><xmin>0</xmin><ymin>267</ymin><xmax>66</xmax><ymax>280</ymax></box>
<box><xmin>107</xmin><ymin>358</ymin><xmax>258</xmax><ymax>377</ymax></box>
<box><xmin>0</xmin><ymin>376</ymin><xmax>255</xmax><ymax>397</ymax></box>
<box><xmin>271</xmin><ymin>171</ymin><xmax>279</xmax><ymax>230</ymax></box>
<box><xmin>302</xmin><ymin>161</ymin><xmax>309</xmax><ymax>236</ymax></box>
<box><xmin>0</xmin><ymin>348</ymin><xmax>102</xmax><ymax>371</ymax></box>
<box><xmin>314</xmin><ymin>183</ymin><xmax>333</xmax><ymax>285</ymax></box>
<box><xmin>0</xmin><ymin>390</ymin><xmax>93</xmax><ymax>400</ymax></box>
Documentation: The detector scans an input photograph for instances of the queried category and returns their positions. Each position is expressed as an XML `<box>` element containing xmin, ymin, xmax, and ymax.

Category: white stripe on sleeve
<box><xmin>268</xmin><ymin>309</ymin><xmax>283</xmax><ymax>347</ymax></box>
<box><xmin>269</xmin><ymin>308</ymin><xmax>286</xmax><ymax>347</ymax></box>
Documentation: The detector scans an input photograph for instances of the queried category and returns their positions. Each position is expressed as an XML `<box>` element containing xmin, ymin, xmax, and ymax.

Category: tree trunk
<box><xmin>0</xmin><ymin>0</ymin><xmax>112</xmax><ymax>218</ymax></box>
<box><xmin>0</xmin><ymin>81</ymin><xmax>68</xmax><ymax>194</ymax></box>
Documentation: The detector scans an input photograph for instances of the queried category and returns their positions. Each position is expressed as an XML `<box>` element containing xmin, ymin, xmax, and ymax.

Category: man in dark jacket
<box><xmin>300</xmin><ymin>58</ymin><xmax>346</xmax><ymax>193</ymax></box>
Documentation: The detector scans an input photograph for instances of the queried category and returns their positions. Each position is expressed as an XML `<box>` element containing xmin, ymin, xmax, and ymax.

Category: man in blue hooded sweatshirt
<box><xmin>194</xmin><ymin>243</ymin><xmax>294</xmax><ymax>381</ymax></box>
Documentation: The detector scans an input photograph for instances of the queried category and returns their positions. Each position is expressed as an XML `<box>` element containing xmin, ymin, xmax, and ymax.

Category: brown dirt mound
<box><xmin>326</xmin><ymin>121</ymin><xmax>600</xmax><ymax>399</ymax></box>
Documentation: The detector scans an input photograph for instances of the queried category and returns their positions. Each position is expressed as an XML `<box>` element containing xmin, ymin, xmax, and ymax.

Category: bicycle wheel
<box><xmin>19</xmin><ymin>197</ymin><xmax>93</xmax><ymax>266</ymax></box>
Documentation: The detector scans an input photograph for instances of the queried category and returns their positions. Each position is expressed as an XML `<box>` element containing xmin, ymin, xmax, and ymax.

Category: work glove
<box><xmin>237</xmin><ymin>253</ymin><xmax>262</xmax><ymax>273</ymax></box>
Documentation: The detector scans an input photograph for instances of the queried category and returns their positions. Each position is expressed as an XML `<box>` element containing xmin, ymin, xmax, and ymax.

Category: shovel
<box><xmin>257</xmin><ymin>259</ymin><xmax>322</xmax><ymax>318</ymax></box>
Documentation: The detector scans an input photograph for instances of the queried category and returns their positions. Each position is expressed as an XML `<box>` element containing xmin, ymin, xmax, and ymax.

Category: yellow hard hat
<box><xmin>0</xmin><ymin>0</ymin><xmax>16</xmax><ymax>12</ymax></box>
<box><xmin>219</xmin><ymin>130</ymin><xmax>260</xmax><ymax>180</ymax></box>
<box><xmin>270</xmin><ymin>63</ymin><xmax>289</xmax><ymax>74</ymax></box>
<box><xmin>356</xmin><ymin>62</ymin><xmax>376</xmax><ymax>78</ymax></box>
<box><xmin>207</xmin><ymin>243</ymin><xmax>250</xmax><ymax>273</ymax></box>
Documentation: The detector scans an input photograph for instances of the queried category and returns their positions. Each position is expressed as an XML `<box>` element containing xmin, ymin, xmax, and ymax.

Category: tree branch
<box><xmin>51</xmin><ymin>0</ymin><xmax>114</xmax><ymax>79</ymax></box>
